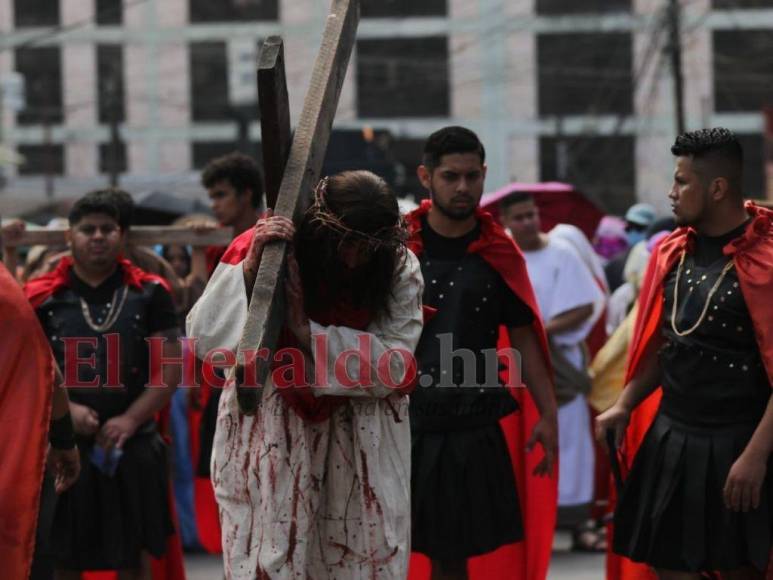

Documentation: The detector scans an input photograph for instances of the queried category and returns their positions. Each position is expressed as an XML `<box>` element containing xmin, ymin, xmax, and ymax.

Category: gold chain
<box><xmin>670</xmin><ymin>251</ymin><xmax>735</xmax><ymax>337</ymax></box>
<box><xmin>80</xmin><ymin>286</ymin><xmax>128</xmax><ymax>333</ymax></box>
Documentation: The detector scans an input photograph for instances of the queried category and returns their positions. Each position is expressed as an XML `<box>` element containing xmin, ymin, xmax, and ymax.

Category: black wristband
<box><xmin>49</xmin><ymin>413</ymin><xmax>76</xmax><ymax>450</ymax></box>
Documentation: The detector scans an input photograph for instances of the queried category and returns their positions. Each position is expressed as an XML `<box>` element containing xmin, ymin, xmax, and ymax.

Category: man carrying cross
<box><xmin>187</xmin><ymin>170</ymin><xmax>423</xmax><ymax>578</ymax></box>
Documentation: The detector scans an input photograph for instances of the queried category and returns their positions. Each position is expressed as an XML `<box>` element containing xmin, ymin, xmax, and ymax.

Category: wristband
<box><xmin>49</xmin><ymin>413</ymin><xmax>76</xmax><ymax>450</ymax></box>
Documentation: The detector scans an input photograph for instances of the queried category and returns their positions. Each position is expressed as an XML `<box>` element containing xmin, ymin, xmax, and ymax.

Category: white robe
<box><xmin>187</xmin><ymin>251</ymin><xmax>424</xmax><ymax>579</ymax></box>
<box><xmin>522</xmin><ymin>237</ymin><xmax>604</xmax><ymax>507</ymax></box>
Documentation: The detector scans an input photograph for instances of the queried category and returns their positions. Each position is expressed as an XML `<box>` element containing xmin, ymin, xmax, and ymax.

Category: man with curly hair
<box><xmin>598</xmin><ymin>128</ymin><xmax>773</xmax><ymax>579</ymax></box>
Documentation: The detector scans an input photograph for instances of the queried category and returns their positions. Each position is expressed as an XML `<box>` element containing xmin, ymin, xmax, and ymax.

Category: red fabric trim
<box><xmin>607</xmin><ymin>202</ymin><xmax>773</xmax><ymax>579</ymax></box>
<box><xmin>405</xmin><ymin>200</ymin><xmax>557</xmax><ymax>580</ymax></box>
<box><xmin>0</xmin><ymin>263</ymin><xmax>54</xmax><ymax>580</ymax></box>
<box><xmin>24</xmin><ymin>256</ymin><xmax>173</xmax><ymax>309</ymax></box>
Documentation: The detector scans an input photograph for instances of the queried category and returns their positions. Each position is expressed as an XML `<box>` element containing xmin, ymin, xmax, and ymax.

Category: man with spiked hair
<box><xmin>598</xmin><ymin>128</ymin><xmax>773</xmax><ymax>579</ymax></box>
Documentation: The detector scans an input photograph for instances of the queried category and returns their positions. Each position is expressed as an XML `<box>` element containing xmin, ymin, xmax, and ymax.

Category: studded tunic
<box><xmin>32</xmin><ymin>263</ymin><xmax>179</xmax><ymax>570</ymax></box>
<box><xmin>660</xmin><ymin>220</ymin><xmax>769</xmax><ymax>426</ymax></box>
<box><xmin>410</xmin><ymin>217</ymin><xmax>535</xmax><ymax>561</ymax></box>
<box><xmin>613</xmin><ymin>221</ymin><xmax>772</xmax><ymax>573</ymax></box>
<box><xmin>410</xmin><ymin>218</ymin><xmax>533</xmax><ymax>432</ymax></box>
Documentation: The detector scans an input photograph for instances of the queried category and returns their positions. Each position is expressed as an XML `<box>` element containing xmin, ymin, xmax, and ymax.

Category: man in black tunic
<box><xmin>405</xmin><ymin>127</ymin><xmax>558</xmax><ymax>580</ymax></box>
<box><xmin>24</xmin><ymin>190</ymin><xmax>182</xmax><ymax>579</ymax></box>
<box><xmin>597</xmin><ymin>128</ymin><xmax>773</xmax><ymax>579</ymax></box>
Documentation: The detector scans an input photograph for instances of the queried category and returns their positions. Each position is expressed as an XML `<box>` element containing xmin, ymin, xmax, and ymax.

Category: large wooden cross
<box><xmin>235</xmin><ymin>0</ymin><xmax>360</xmax><ymax>413</ymax></box>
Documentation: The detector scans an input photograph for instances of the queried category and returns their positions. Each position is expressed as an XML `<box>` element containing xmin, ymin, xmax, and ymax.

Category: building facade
<box><xmin>0</xmin><ymin>0</ymin><xmax>771</xmax><ymax>214</ymax></box>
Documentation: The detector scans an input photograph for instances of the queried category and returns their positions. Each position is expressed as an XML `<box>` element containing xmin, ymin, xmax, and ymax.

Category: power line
<box><xmin>1</xmin><ymin>0</ymin><xmax>150</xmax><ymax>53</ymax></box>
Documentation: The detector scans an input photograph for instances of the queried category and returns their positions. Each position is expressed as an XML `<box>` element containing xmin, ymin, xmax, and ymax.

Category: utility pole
<box><xmin>43</xmin><ymin>111</ymin><xmax>54</xmax><ymax>199</ymax></box>
<box><xmin>106</xmin><ymin>76</ymin><xmax>121</xmax><ymax>187</ymax></box>
<box><xmin>667</xmin><ymin>0</ymin><xmax>686</xmax><ymax>135</ymax></box>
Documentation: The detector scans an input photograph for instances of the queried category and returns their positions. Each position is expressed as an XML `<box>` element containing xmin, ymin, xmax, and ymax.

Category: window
<box><xmin>192</xmin><ymin>142</ymin><xmax>263</xmax><ymax>169</ymax></box>
<box><xmin>189</xmin><ymin>0</ymin><xmax>278</xmax><ymax>22</ymax></box>
<box><xmin>391</xmin><ymin>137</ymin><xmax>428</xmax><ymax>201</ymax></box>
<box><xmin>713</xmin><ymin>30</ymin><xmax>773</xmax><ymax>113</ymax></box>
<box><xmin>99</xmin><ymin>142</ymin><xmax>127</xmax><ymax>174</ymax></box>
<box><xmin>14</xmin><ymin>0</ymin><xmax>59</xmax><ymax>27</ymax></box>
<box><xmin>712</xmin><ymin>0</ymin><xmax>773</xmax><ymax>8</ymax></box>
<box><xmin>15</xmin><ymin>47</ymin><xmax>63</xmax><ymax>125</ymax></box>
<box><xmin>736</xmin><ymin>134</ymin><xmax>765</xmax><ymax>198</ymax></box>
<box><xmin>536</xmin><ymin>0</ymin><xmax>630</xmax><ymax>15</ymax></box>
<box><xmin>190</xmin><ymin>42</ymin><xmax>230</xmax><ymax>121</ymax></box>
<box><xmin>96</xmin><ymin>0</ymin><xmax>123</xmax><ymax>25</ymax></box>
<box><xmin>537</xmin><ymin>33</ymin><xmax>633</xmax><ymax>117</ymax></box>
<box><xmin>361</xmin><ymin>0</ymin><xmax>446</xmax><ymax>18</ymax></box>
<box><xmin>17</xmin><ymin>144</ymin><xmax>65</xmax><ymax>175</ymax></box>
<box><xmin>540</xmin><ymin>135</ymin><xmax>635</xmax><ymax>214</ymax></box>
<box><xmin>357</xmin><ymin>37</ymin><xmax>449</xmax><ymax>118</ymax></box>
<box><xmin>97</xmin><ymin>45</ymin><xmax>125</xmax><ymax>124</ymax></box>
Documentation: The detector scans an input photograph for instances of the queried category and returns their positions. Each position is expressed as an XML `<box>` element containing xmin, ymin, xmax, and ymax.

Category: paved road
<box><xmin>183</xmin><ymin>533</ymin><xmax>606</xmax><ymax>579</ymax></box>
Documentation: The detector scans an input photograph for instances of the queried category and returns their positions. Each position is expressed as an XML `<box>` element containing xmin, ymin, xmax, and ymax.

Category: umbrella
<box><xmin>133</xmin><ymin>191</ymin><xmax>212</xmax><ymax>225</ymax></box>
<box><xmin>480</xmin><ymin>182</ymin><xmax>605</xmax><ymax>241</ymax></box>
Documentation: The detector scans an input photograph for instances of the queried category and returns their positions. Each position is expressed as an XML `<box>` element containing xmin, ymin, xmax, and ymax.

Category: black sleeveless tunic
<box><xmin>36</xmin><ymin>265</ymin><xmax>179</xmax><ymax>570</ymax></box>
<box><xmin>410</xmin><ymin>218</ymin><xmax>535</xmax><ymax>561</ymax></box>
<box><xmin>613</xmin><ymin>222</ymin><xmax>772</xmax><ymax>573</ymax></box>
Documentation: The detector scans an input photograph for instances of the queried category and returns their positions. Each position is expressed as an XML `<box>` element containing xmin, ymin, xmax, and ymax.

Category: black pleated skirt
<box><xmin>613</xmin><ymin>412</ymin><xmax>772</xmax><ymax>573</ymax></box>
<box><xmin>52</xmin><ymin>431</ymin><xmax>173</xmax><ymax>571</ymax></box>
<box><xmin>411</xmin><ymin>421</ymin><xmax>523</xmax><ymax>561</ymax></box>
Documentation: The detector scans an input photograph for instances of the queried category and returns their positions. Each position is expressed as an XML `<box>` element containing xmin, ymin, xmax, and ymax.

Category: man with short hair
<box><xmin>405</xmin><ymin>126</ymin><xmax>558</xmax><ymax>580</ymax></box>
<box><xmin>24</xmin><ymin>190</ymin><xmax>181</xmax><ymax>580</ymax></box>
<box><xmin>201</xmin><ymin>151</ymin><xmax>265</xmax><ymax>267</ymax></box>
<box><xmin>598</xmin><ymin>128</ymin><xmax>773</xmax><ymax>579</ymax></box>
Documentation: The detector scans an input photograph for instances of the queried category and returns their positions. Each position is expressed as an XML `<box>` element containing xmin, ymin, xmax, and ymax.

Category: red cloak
<box><xmin>607</xmin><ymin>201</ymin><xmax>773</xmax><ymax>580</ymax></box>
<box><xmin>0</xmin><ymin>262</ymin><xmax>54</xmax><ymax>580</ymax></box>
<box><xmin>23</xmin><ymin>257</ymin><xmax>186</xmax><ymax>580</ymax></box>
<box><xmin>405</xmin><ymin>200</ymin><xmax>558</xmax><ymax>580</ymax></box>
<box><xmin>24</xmin><ymin>256</ymin><xmax>172</xmax><ymax>309</ymax></box>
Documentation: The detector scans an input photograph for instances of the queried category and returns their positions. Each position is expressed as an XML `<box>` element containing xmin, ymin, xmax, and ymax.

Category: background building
<box><xmin>0</xmin><ymin>0</ymin><xmax>771</xmax><ymax>216</ymax></box>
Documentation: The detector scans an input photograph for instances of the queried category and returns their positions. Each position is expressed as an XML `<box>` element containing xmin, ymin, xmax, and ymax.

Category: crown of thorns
<box><xmin>306</xmin><ymin>177</ymin><xmax>407</xmax><ymax>251</ymax></box>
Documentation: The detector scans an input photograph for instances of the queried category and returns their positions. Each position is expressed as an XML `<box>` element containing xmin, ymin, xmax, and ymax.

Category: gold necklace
<box><xmin>670</xmin><ymin>251</ymin><xmax>735</xmax><ymax>337</ymax></box>
<box><xmin>80</xmin><ymin>286</ymin><xmax>128</xmax><ymax>332</ymax></box>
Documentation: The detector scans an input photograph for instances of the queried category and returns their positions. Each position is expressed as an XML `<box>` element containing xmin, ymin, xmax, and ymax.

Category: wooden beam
<box><xmin>9</xmin><ymin>226</ymin><xmax>234</xmax><ymax>247</ymax></box>
<box><xmin>235</xmin><ymin>0</ymin><xmax>360</xmax><ymax>414</ymax></box>
<box><xmin>258</xmin><ymin>36</ymin><xmax>292</xmax><ymax>211</ymax></box>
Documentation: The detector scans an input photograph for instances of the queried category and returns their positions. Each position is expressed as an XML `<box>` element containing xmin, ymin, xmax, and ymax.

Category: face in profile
<box><xmin>669</xmin><ymin>156</ymin><xmax>709</xmax><ymax>227</ymax></box>
<box><xmin>69</xmin><ymin>213</ymin><xmax>124</xmax><ymax>270</ymax></box>
<box><xmin>419</xmin><ymin>152</ymin><xmax>486</xmax><ymax>221</ymax></box>
<box><xmin>502</xmin><ymin>199</ymin><xmax>541</xmax><ymax>249</ymax></box>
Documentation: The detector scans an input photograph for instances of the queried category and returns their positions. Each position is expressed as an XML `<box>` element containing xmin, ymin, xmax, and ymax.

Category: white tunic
<box><xmin>522</xmin><ymin>237</ymin><xmax>604</xmax><ymax>507</ymax></box>
<box><xmin>187</xmin><ymin>251</ymin><xmax>424</xmax><ymax>580</ymax></box>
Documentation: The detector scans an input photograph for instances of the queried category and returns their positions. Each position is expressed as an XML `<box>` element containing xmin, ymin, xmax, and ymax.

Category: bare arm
<box><xmin>51</xmin><ymin>362</ymin><xmax>70</xmax><ymax>420</ymax></box>
<box><xmin>508</xmin><ymin>325</ymin><xmax>557</xmax><ymax>420</ymax></box>
<box><xmin>125</xmin><ymin>329</ymin><xmax>180</xmax><ymax>425</ymax></box>
<box><xmin>595</xmin><ymin>332</ymin><xmax>663</xmax><ymax>447</ymax></box>
<box><xmin>98</xmin><ymin>329</ymin><xmax>180</xmax><ymax>450</ymax></box>
<box><xmin>544</xmin><ymin>303</ymin><xmax>593</xmax><ymax>335</ymax></box>
<box><xmin>508</xmin><ymin>325</ymin><xmax>558</xmax><ymax>476</ymax></box>
<box><xmin>612</xmin><ymin>332</ymin><xmax>663</xmax><ymax>414</ymax></box>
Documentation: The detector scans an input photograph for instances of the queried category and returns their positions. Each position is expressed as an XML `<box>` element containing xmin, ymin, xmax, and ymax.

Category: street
<box><xmin>182</xmin><ymin>532</ymin><xmax>606</xmax><ymax>579</ymax></box>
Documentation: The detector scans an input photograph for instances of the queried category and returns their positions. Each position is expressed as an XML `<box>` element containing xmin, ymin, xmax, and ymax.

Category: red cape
<box><xmin>23</xmin><ymin>258</ymin><xmax>185</xmax><ymax>580</ymax></box>
<box><xmin>0</xmin><ymin>262</ymin><xmax>54</xmax><ymax>579</ymax></box>
<box><xmin>607</xmin><ymin>202</ymin><xmax>773</xmax><ymax>580</ymax></box>
<box><xmin>24</xmin><ymin>256</ymin><xmax>172</xmax><ymax>309</ymax></box>
<box><xmin>405</xmin><ymin>200</ymin><xmax>558</xmax><ymax>580</ymax></box>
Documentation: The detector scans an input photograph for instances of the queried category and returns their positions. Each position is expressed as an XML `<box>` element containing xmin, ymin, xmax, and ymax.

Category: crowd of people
<box><xmin>0</xmin><ymin>126</ymin><xmax>770</xmax><ymax>580</ymax></box>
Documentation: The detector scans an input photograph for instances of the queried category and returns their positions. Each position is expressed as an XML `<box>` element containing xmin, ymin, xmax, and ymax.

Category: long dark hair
<box><xmin>295</xmin><ymin>170</ymin><xmax>406</xmax><ymax>320</ymax></box>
